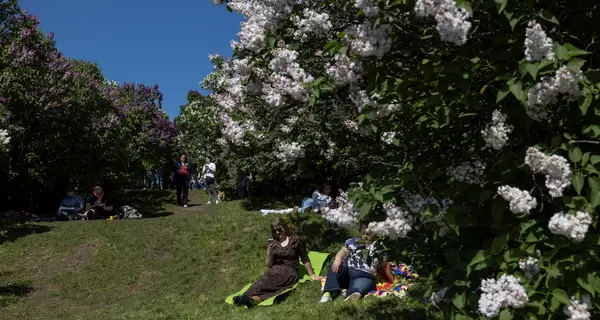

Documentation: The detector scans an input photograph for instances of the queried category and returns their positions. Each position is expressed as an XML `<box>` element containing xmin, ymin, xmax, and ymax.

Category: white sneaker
<box><xmin>319</xmin><ymin>293</ymin><xmax>332</xmax><ymax>303</ymax></box>
<box><xmin>183</xmin><ymin>205</ymin><xmax>188</xmax><ymax>208</ymax></box>
<box><xmin>344</xmin><ymin>292</ymin><xmax>361</xmax><ymax>302</ymax></box>
<box><xmin>341</xmin><ymin>289</ymin><xmax>348</xmax><ymax>298</ymax></box>
<box><xmin>207</xmin><ymin>201</ymin><xmax>212</xmax><ymax>205</ymax></box>
<box><xmin>216</xmin><ymin>199</ymin><xmax>221</xmax><ymax>204</ymax></box>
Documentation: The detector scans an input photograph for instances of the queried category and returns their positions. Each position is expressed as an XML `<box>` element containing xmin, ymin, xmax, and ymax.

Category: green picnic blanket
<box><xmin>225</xmin><ymin>251</ymin><xmax>330</xmax><ymax>306</ymax></box>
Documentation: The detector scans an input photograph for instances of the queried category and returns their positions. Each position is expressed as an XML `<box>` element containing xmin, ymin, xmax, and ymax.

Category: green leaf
<box><xmin>588</xmin><ymin>176</ymin><xmax>600</xmax><ymax>208</ymax></box>
<box><xmin>526</xmin><ymin>63</ymin><xmax>539</xmax><ymax>79</ymax></box>
<box><xmin>591</xmin><ymin>155</ymin><xmax>600</xmax><ymax>165</ymax></box>
<box><xmin>583</xmin><ymin>125</ymin><xmax>600</xmax><ymax>138</ymax></box>
<box><xmin>554</xmin><ymin>44</ymin><xmax>568</xmax><ymax>60</ymax></box>
<box><xmin>452</xmin><ymin>291</ymin><xmax>466</xmax><ymax>310</ymax></box>
<box><xmin>572</xmin><ymin>172</ymin><xmax>585</xmax><ymax>195</ymax></box>
<box><xmin>495</xmin><ymin>0</ymin><xmax>507</xmax><ymax>13</ymax></box>
<box><xmin>499</xmin><ymin>309</ymin><xmax>512</xmax><ymax>320</ymax></box>
<box><xmin>552</xmin><ymin>288</ymin><xmax>571</xmax><ymax>304</ymax></box>
<box><xmin>373</xmin><ymin>191</ymin><xmax>383</xmax><ymax>202</ymax></box>
<box><xmin>568</xmin><ymin>58</ymin><xmax>587</xmax><ymax>73</ymax></box>
<box><xmin>586</xmin><ymin>69</ymin><xmax>600</xmax><ymax>83</ymax></box>
<box><xmin>577</xmin><ymin>276</ymin><xmax>595</xmax><ymax>297</ymax></box>
<box><xmin>582</xmin><ymin>153</ymin><xmax>591</xmax><ymax>166</ymax></box>
<box><xmin>455</xmin><ymin>0</ymin><xmax>473</xmax><ymax>16</ymax></box>
<box><xmin>509</xmin><ymin>82</ymin><xmax>524</xmax><ymax>102</ymax></box>
<box><xmin>540</xmin><ymin>10</ymin><xmax>559</xmax><ymax>24</ymax></box>
<box><xmin>226</xmin><ymin>4</ymin><xmax>233</xmax><ymax>12</ymax></box>
<box><xmin>491</xmin><ymin>197</ymin><xmax>505</xmax><ymax>224</ymax></box>
<box><xmin>491</xmin><ymin>233</ymin><xmax>509</xmax><ymax>253</ymax></box>
<box><xmin>584</xmin><ymin>164</ymin><xmax>599</xmax><ymax>174</ymax></box>
<box><xmin>579</xmin><ymin>94</ymin><xmax>593</xmax><ymax>115</ymax></box>
<box><xmin>568</xmin><ymin>145</ymin><xmax>582</xmax><ymax>163</ymax></box>
<box><xmin>496</xmin><ymin>89</ymin><xmax>510</xmax><ymax>103</ymax></box>
<box><xmin>479</xmin><ymin>189</ymin><xmax>493</xmax><ymax>205</ymax></box>
<box><xmin>468</xmin><ymin>250</ymin><xmax>489</xmax><ymax>267</ymax></box>
<box><xmin>313</xmin><ymin>76</ymin><xmax>326</xmax><ymax>87</ymax></box>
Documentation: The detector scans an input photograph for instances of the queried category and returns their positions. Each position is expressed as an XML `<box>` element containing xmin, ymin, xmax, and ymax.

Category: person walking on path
<box><xmin>201</xmin><ymin>157</ymin><xmax>219</xmax><ymax>204</ymax></box>
<box><xmin>174</xmin><ymin>154</ymin><xmax>193</xmax><ymax>207</ymax></box>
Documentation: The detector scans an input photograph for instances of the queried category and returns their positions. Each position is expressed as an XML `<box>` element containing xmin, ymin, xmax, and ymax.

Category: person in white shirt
<box><xmin>202</xmin><ymin>157</ymin><xmax>219</xmax><ymax>204</ymax></box>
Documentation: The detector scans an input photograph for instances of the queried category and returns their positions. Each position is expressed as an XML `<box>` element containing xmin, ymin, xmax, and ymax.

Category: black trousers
<box><xmin>176</xmin><ymin>180</ymin><xmax>189</xmax><ymax>206</ymax></box>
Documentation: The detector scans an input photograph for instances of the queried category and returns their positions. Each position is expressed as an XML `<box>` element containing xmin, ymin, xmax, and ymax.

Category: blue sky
<box><xmin>19</xmin><ymin>0</ymin><xmax>243</xmax><ymax>118</ymax></box>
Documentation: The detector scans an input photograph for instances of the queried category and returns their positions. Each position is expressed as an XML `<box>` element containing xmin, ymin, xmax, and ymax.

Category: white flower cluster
<box><xmin>565</xmin><ymin>296</ymin><xmax>592</xmax><ymax>320</ymax></box>
<box><xmin>228</xmin><ymin>0</ymin><xmax>298</xmax><ymax>51</ymax></box>
<box><xmin>355</xmin><ymin>0</ymin><xmax>380</xmax><ymax>17</ymax></box>
<box><xmin>430</xmin><ymin>287</ymin><xmax>449</xmax><ymax>306</ymax></box>
<box><xmin>276</xmin><ymin>141</ymin><xmax>305</xmax><ymax>162</ymax></box>
<box><xmin>548</xmin><ymin>211</ymin><xmax>592</xmax><ymax>243</ymax></box>
<box><xmin>381</xmin><ymin>132</ymin><xmax>395</xmax><ymax>145</ymax></box>
<box><xmin>478</xmin><ymin>274</ymin><xmax>529</xmax><ymax>318</ymax></box>
<box><xmin>326</xmin><ymin>54</ymin><xmax>363</xmax><ymax>86</ymax></box>
<box><xmin>0</xmin><ymin>129</ymin><xmax>10</xmax><ymax>146</ymax></box>
<box><xmin>344</xmin><ymin>119</ymin><xmax>359</xmax><ymax>132</ymax></box>
<box><xmin>292</xmin><ymin>8</ymin><xmax>332</xmax><ymax>40</ymax></box>
<box><xmin>518</xmin><ymin>257</ymin><xmax>540</xmax><ymax>278</ymax></box>
<box><xmin>350</xmin><ymin>90</ymin><xmax>377</xmax><ymax>112</ymax></box>
<box><xmin>106</xmin><ymin>80</ymin><xmax>119</xmax><ymax>87</ymax></box>
<box><xmin>403</xmin><ymin>192</ymin><xmax>453</xmax><ymax>222</ymax></box>
<box><xmin>447</xmin><ymin>160</ymin><xmax>485</xmax><ymax>184</ymax></box>
<box><xmin>367</xmin><ymin>202</ymin><xmax>413</xmax><ymax>239</ymax></box>
<box><xmin>220</xmin><ymin>113</ymin><xmax>255</xmax><ymax>145</ymax></box>
<box><xmin>321</xmin><ymin>190</ymin><xmax>359</xmax><ymax>229</ymax></box>
<box><xmin>524</xmin><ymin>147</ymin><xmax>571</xmax><ymax>197</ymax></box>
<box><xmin>481</xmin><ymin>110</ymin><xmax>513</xmax><ymax>150</ymax></box>
<box><xmin>524</xmin><ymin>20</ymin><xmax>555</xmax><ymax>62</ymax></box>
<box><xmin>497</xmin><ymin>186</ymin><xmax>537</xmax><ymax>215</ymax></box>
<box><xmin>266</xmin><ymin>48</ymin><xmax>314</xmax><ymax>104</ymax></box>
<box><xmin>414</xmin><ymin>0</ymin><xmax>472</xmax><ymax>45</ymax></box>
<box><xmin>322</xmin><ymin>141</ymin><xmax>336</xmax><ymax>160</ymax></box>
<box><xmin>526</xmin><ymin>66</ymin><xmax>581</xmax><ymax>121</ymax></box>
<box><xmin>345</xmin><ymin>22</ymin><xmax>392</xmax><ymax>57</ymax></box>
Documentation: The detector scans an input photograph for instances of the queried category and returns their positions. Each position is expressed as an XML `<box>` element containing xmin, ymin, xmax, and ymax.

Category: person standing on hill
<box><xmin>174</xmin><ymin>154</ymin><xmax>192</xmax><ymax>207</ymax></box>
<box><xmin>201</xmin><ymin>157</ymin><xmax>219</xmax><ymax>204</ymax></box>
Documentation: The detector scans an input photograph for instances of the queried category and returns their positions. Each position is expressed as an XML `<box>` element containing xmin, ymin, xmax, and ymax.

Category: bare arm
<box><xmin>266</xmin><ymin>243</ymin><xmax>276</xmax><ymax>268</ymax></box>
<box><xmin>335</xmin><ymin>247</ymin><xmax>349</xmax><ymax>262</ymax></box>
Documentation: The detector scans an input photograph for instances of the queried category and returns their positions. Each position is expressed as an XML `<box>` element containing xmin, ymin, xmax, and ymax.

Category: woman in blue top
<box><xmin>320</xmin><ymin>224</ymin><xmax>387</xmax><ymax>302</ymax></box>
<box><xmin>57</xmin><ymin>187</ymin><xmax>84</xmax><ymax>220</ymax></box>
<box><xmin>296</xmin><ymin>183</ymin><xmax>333</xmax><ymax>213</ymax></box>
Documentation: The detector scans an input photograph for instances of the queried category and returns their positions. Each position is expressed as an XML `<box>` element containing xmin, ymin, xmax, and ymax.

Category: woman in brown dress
<box><xmin>233</xmin><ymin>216</ymin><xmax>321</xmax><ymax>307</ymax></box>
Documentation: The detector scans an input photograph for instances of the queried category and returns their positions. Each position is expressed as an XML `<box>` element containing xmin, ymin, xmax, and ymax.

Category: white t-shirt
<box><xmin>203</xmin><ymin>162</ymin><xmax>216</xmax><ymax>178</ymax></box>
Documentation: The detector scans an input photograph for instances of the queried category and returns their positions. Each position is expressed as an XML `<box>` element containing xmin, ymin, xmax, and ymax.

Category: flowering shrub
<box><xmin>0</xmin><ymin>1</ymin><xmax>176</xmax><ymax>211</ymax></box>
<box><xmin>206</xmin><ymin>0</ymin><xmax>600</xmax><ymax>318</ymax></box>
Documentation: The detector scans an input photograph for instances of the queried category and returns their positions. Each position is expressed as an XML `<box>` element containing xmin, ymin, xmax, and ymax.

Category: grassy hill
<box><xmin>0</xmin><ymin>190</ymin><xmax>434</xmax><ymax>320</ymax></box>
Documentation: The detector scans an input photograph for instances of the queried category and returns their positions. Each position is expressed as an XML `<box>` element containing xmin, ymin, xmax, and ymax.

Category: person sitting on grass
<box><xmin>232</xmin><ymin>216</ymin><xmax>321</xmax><ymax>308</ymax></box>
<box><xmin>320</xmin><ymin>224</ymin><xmax>387</xmax><ymax>303</ymax></box>
<box><xmin>57</xmin><ymin>187</ymin><xmax>85</xmax><ymax>221</ymax></box>
<box><xmin>81</xmin><ymin>185</ymin><xmax>114</xmax><ymax>220</ymax></box>
<box><xmin>295</xmin><ymin>183</ymin><xmax>334</xmax><ymax>214</ymax></box>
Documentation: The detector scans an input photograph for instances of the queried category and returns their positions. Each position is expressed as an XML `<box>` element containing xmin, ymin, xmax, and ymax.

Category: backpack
<box><xmin>115</xmin><ymin>206</ymin><xmax>143</xmax><ymax>219</ymax></box>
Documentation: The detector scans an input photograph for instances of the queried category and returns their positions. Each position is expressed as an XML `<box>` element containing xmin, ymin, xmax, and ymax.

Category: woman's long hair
<box><xmin>270</xmin><ymin>216</ymin><xmax>295</xmax><ymax>241</ymax></box>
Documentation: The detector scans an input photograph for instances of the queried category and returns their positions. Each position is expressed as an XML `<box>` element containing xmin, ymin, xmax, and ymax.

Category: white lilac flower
<box><xmin>0</xmin><ymin>129</ymin><xmax>10</xmax><ymax>146</ymax></box>
<box><xmin>524</xmin><ymin>20</ymin><xmax>555</xmax><ymax>62</ymax></box>
<box><xmin>414</xmin><ymin>0</ymin><xmax>472</xmax><ymax>45</ymax></box>
<box><xmin>497</xmin><ymin>186</ymin><xmax>537</xmax><ymax>215</ymax></box>
<box><xmin>276</xmin><ymin>141</ymin><xmax>305</xmax><ymax>162</ymax></box>
<box><xmin>367</xmin><ymin>202</ymin><xmax>413</xmax><ymax>239</ymax></box>
<box><xmin>345</xmin><ymin>22</ymin><xmax>392</xmax><ymax>57</ymax></box>
<box><xmin>526</xmin><ymin>66</ymin><xmax>581</xmax><ymax>121</ymax></box>
<box><xmin>403</xmin><ymin>192</ymin><xmax>453</xmax><ymax>222</ymax></box>
<box><xmin>381</xmin><ymin>132</ymin><xmax>395</xmax><ymax>145</ymax></box>
<box><xmin>481</xmin><ymin>110</ymin><xmax>513</xmax><ymax>150</ymax></box>
<box><xmin>564</xmin><ymin>296</ymin><xmax>592</xmax><ymax>320</ymax></box>
<box><xmin>344</xmin><ymin>119</ymin><xmax>359</xmax><ymax>132</ymax></box>
<box><xmin>266</xmin><ymin>48</ymin><xmax>314</xmax><ymax>103</ymax></box>
<box><xmin>478</xmin><ymin>274</ymin><xmax>529</xmax><ymax>318</ymax></box>
<box><xmin>524</xmin><ymin>147</ymin><xmax>571</xmax><ymax>198</ymax></box>
<box><xmin>292</xmin><ymin>8</ymin><xmax>333</xmax><ymax>40</ymax></box>
<box><xmin>321</xmin><ymin>190</ymin><xmax>359</xmax><ymax>228</ymax></box>
<box><xmin>326</xmin><ymin>54</ymin><xmax>362</xmax><ymax>86</ymax></box>
<box><xmin>350</xmin><ymin>89</ymin><xmax>377</xmax><ymax>112</ymax></box>
<box><xmin>548</xmin><ymin>211</ymin><xmax>592</xmax><ymax>243</ymax></box>
<box><xmin>518</xmin><ymin>257</ymin><xmax>540</xmax><ymax>278</ymax></box>
<box><xmin>355</xmin><ymin>0</ymin><xmax>380</xmax><ymax>17</ymax></box>
<box><xmin>447</xmin><ymin>160</ymin><xmax>485</xmax><ymax>184</ymax></box>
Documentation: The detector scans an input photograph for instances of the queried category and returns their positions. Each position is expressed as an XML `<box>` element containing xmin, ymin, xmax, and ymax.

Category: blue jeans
<box><xmin>323</xmin><ymin>260</ymin><xmax>376</xmax><ymax>296</ymax></box>
<box><xmin>299</xmin><ymin>198</ymin><xmax>318</xmax><ymax>213</ymax></box>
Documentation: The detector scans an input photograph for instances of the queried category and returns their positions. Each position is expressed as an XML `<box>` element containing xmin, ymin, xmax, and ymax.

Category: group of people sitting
<box><xmin>57</xmin><ymin>185</ymin><xmax>115</xmax><ymax>220</ymax></box>
<box><xmin>232</xmin><ymin>216</ymin><xmax>388</xmax><ymax>307</ymax></box>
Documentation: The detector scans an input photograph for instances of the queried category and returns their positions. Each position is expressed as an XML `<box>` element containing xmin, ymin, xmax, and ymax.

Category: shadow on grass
<box><xmin>287</xmin><ymin>212</ymin><xmax>353</xmax><ymax>253</ymax></box>
<box><xmin>334</xmin><ymin>298</ymin><xmax>430</xmax><ymax>320</ymax></box>
<box><xmin>0</xmin><ymin>222</ymin><xmax>51</xmax><ymax>245</ymax></box>
<box><xmin>0</xmin><ymin>282</ymin><xmax>34</xmax><ymax>307</ymax></box>
<box><xmin>143</xmin><ymin>211</ymin><xmax>174</xmax><ymax>218</ymax></box>
<box><xmin>116</xmin><ymin>189</ymin><xmax>175</xmax><ymax>216</ymax></box>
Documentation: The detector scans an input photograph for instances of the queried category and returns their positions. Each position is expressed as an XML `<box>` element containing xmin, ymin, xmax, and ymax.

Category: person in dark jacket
<box><xmin>174</xmin><ymin>154</ymin><xmax>193</xmax><ymax>207</ymax></box>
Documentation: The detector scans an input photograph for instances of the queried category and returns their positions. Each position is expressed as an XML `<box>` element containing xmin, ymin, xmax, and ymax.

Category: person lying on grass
<box><xmin>320</xmin><ymin>224</ymin><xmax>389</xmax><ymax>303</ymax></box>
<box><xmin>294</xmin><ymin>183</ymin><xmax>335</xmax><ymax>214</ymax></box>
<box><xmin>232</xmin><ymin>217</ymin><xmax>322</xmax><ymax>308</ymax></box>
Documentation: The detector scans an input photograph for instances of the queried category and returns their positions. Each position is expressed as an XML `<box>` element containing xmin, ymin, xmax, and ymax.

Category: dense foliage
<box><xmin>0</xmin><ymin>0</ymin><xmax>176</xmax><ymax>215</ymax></box>
<box><xmin>206</xmin><ymin>0</ymin><xmax>600</xmax><ymax>318</ymax></box>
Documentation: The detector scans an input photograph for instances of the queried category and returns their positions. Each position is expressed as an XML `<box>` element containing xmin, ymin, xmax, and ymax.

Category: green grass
<box><xmin>0</xmin><ymin>190</ymin><xmax>435</xmax><ymax>320</ymax></box>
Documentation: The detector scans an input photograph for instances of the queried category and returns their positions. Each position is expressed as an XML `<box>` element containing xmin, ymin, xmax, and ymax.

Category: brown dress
<box><xmin>243</xmin><ymin>235</ymin><xmax>310</xmax><ymax>301</ymax></box>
